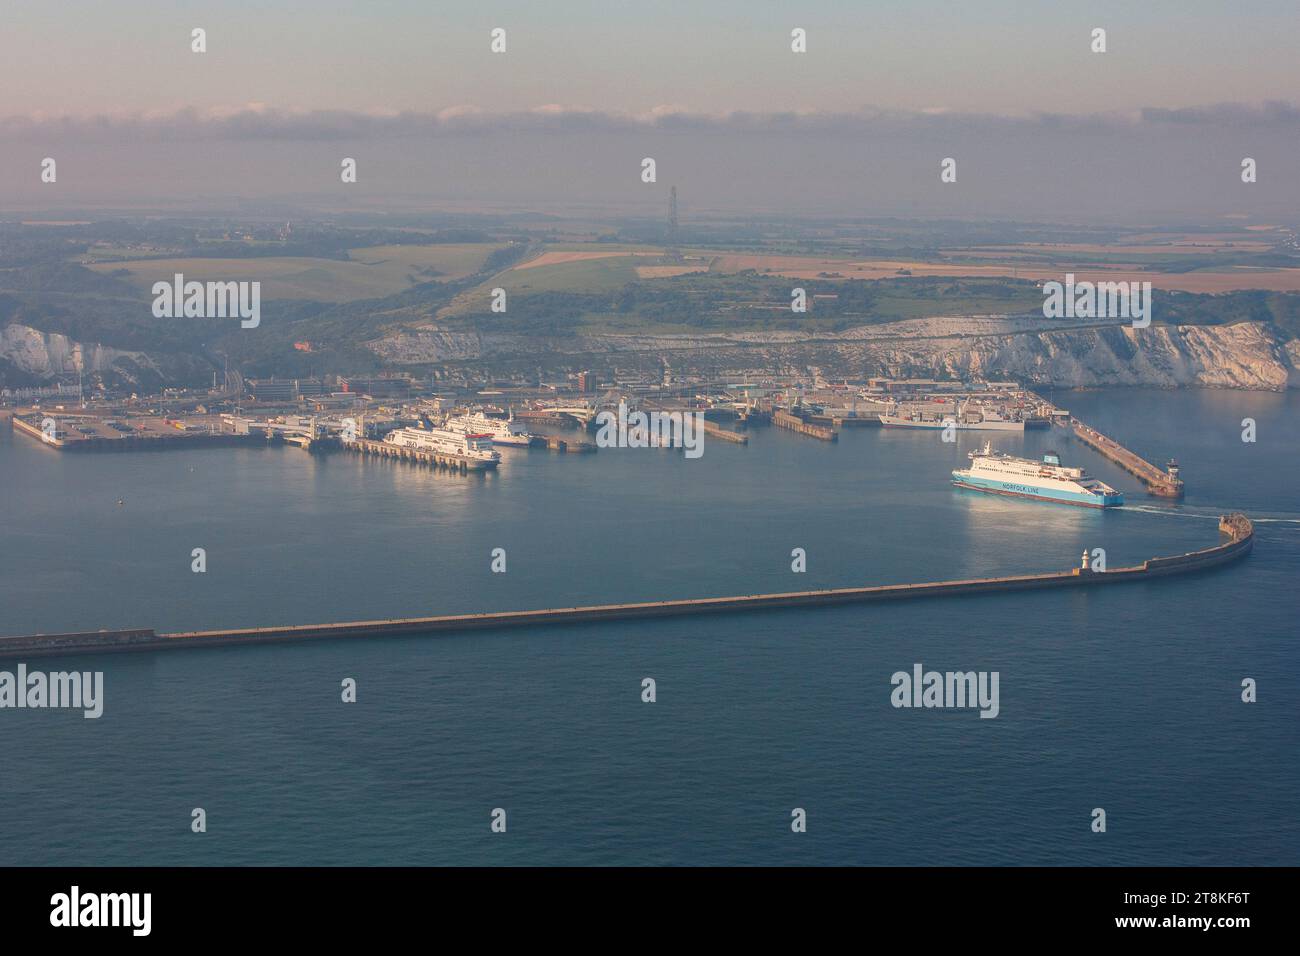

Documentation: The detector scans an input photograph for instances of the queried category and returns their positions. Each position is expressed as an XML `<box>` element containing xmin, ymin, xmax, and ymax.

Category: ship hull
<box><xmin>952</xmin><ymin>473</ymin><xmax>1123</xmax><ymax>508</ymax></box>
<box><xmin>880</xmin><ymin>415</ymin><xmax>1024</xmax><ymax>431</ymax></box>
<box><xmin>444</xmin><ymin>416</ymin><xmax>535</xmax><ymax>447</ymax></box>
<box><xmin>383</xmin><ymin>427</ymin><xmax>501</xmax><ymax>467</ymax></box>
<box><xmin>383</xmin><ymin>440</ymin><xmax>500</xmax><ymax>469</ymax></box>
<box><xmin>486</xmin><ymin>434</ymin><xmax>533</xmax><ymax>447</ymax></box>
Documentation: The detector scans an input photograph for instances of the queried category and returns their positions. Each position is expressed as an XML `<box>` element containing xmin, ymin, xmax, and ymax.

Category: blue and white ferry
<box><xmin>952</xmin><ymin>442</ymin><xmax>1123</xmax><ymax>508</ymax></box>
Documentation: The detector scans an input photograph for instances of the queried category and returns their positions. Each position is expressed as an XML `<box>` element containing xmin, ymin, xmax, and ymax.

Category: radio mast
<box><xmin>667</xmin><ymin>185</ymin><xmax>681</xmax><ymax>262</ymax></box>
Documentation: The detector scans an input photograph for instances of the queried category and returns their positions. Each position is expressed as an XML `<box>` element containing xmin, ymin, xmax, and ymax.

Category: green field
<box><xmin>505</xmin><ymin>256</ymin><xmax>642</xmax><ymax>292</ymax></box>
<box><xmin>86</xmin><ymin>243</ymin><xmax>503</xmax><ymax>302</ymax></box>
<box><xmin>439</xmin><ymin>254</ymin><xmax>647</xmax><ymax>317</ymax></box>
<box><xmin>534</xmin><ymin>242</ymin><xmax>664</xmax><ymax>254</ymax></box>
<box><xmin>348</xmin><ymin>243</ymin><xmax>501</xmax><ymax>280</ymax></box>
<box><xmin>429</xmin><ymin>242</ymin><xmax>1046</xmax><ymax>333</ymax></box>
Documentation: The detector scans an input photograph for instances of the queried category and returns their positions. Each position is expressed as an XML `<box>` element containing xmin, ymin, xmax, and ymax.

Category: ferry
<box><xmin>444</xmin><ymin>411</ymin><xmax>535</xmax><ymax>447</ymax></box>
<box><xmin>952</xmin><ymin>441</ymin><xmax>1123</xmax><ymax>508</ymax></box>
<box><xmin>383</xmin><ymin>426</ymin><xmax>501</xmax><ymax>468</ymax></box>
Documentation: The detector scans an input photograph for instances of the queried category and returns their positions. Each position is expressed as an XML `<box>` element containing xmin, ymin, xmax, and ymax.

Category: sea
<box><xmin>1</xmin><ymin>388</ymin><xmax>1296</xmax><ymax>865</ymax></box>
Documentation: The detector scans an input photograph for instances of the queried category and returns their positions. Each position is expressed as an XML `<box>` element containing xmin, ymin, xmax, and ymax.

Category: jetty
<box><xmin>773</xmin><ymin>410</ymin><xmax>838</xmax><ymax>442</ymax></box>
<box><xmin>1018</xmin><ymin>390</ymin><xmax>1185</xmax><ymax>499</ymax></box>
<box><xmin>341</xmin><ymin>437</ymin><xmax>496</xmax><ymax>472</ymax></box>
<box><xmin>0</xmin><ymin>515</ymin><xmax>1253</xmax><ymax>660</ymax></box>
<box><xmin>542</xmin><ymin>435</ymin><xmax>598</xmax><ymax>453</ymax></box>
<box><xmin>1067</xmin><ymin>418</ymin><xmax>1184</xmax><ymax>498</ymax></box>
<box><xmin>642</xmin><ymin>398</ymin><xmax>748</xmax><ymax>445</ymax></box>
<box><xmin>701</xmin><ymin>419</ymin><xmax>748</xmax><ymax>444</ymax></box>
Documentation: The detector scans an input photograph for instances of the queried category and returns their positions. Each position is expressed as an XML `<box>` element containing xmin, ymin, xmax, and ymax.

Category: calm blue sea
<box><xmin>1</xmin><ymin>388</ymin><xmax>1296</xmax><ymax>865</ymax></box>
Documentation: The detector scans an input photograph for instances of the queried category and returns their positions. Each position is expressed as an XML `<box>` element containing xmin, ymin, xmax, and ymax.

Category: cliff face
<box><xmin>6</xmin><ymin>317</ymin><xmax>1297</xmax><ymax>392</ymax></box>
<box><xmin>369</xmin><ymin>319</ymin><xmax>1297</xmax><ymax>391</ymax></box>
<box><xmin>863</xmin><ymin>322</ymin><xmax>1296</xmax><ymax>391</ymax></box>
<box><xmin>0</xmin><ymin>323</ymin><xmax>199</xmax><ymax>391</ymax></box>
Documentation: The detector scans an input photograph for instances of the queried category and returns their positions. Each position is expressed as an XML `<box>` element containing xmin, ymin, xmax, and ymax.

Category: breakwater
<box><xmin>1068</xmin><ymin>418</ymin><xmax>1185</xmax><ymax>498</ymax></box>
<box><xmin>773</xmin><ymin>410</ymin><xmax>838</xmax><ymax>441</ymax></box>
<box><xmin>1018</xmin><ymin>389</ymin><xmax>1185</xmax><ymax>498</ymax></box>
<box><xmin>0</xmin><ymin>515</ymin><xmax>1253</xmax><ymax>660</ymax></box>
<box><xmin>701</xmin><ymin>419</ymin><xmax>749</xmax><ymax>444</ymax></box>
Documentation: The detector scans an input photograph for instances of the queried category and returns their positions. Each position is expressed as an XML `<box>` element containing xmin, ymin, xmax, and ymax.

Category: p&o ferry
<box><xmin>383</xmin><ymin>426</ymin><xmax>501</xmax><ymax>468</ymax></box>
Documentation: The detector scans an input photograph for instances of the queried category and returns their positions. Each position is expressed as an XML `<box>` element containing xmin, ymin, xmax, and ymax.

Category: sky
<box><xmin>1</xmin><ymin>1</ymin><xmax>1297</xmax><ymax>221</ymax></box>
<box><xmin>5</xmin><ymin>0</ymin><xmax>1298</xmax><ymax>117</ymax></box>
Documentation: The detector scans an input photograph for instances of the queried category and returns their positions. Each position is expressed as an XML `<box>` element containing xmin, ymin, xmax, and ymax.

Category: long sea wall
<box><xmin>0</xmin><ymin>516</ymin><xmax>1254</xmax><ymax>660</ymax></box>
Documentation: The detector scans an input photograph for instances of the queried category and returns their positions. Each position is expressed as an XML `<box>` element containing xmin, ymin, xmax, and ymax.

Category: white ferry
<box><xmin>383</xmin><ymin>426</ymin><xmax>501</xmax><ymax>468</ymax></box>
<box><xmin>952</xmin><ymin>441</ymin><xmax>1123</xmax><ymax>508</ymax></box>
<box><xmin>443</xmin><ymin>411</ymin><xmax>535</xmax><ymax>447</ymax></box>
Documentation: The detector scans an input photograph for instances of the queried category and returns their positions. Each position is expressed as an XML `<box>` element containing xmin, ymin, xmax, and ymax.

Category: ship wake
<box><xmin>1118</xmin><ymin>504</ymin><xmax>1300</xmax><ymax>526</ymax></box>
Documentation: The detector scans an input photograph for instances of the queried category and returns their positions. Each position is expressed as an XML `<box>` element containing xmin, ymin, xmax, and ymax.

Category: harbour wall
<box><xmin>12</xmin><ymin>414</ymin><xmax>263</xmax><ymax>451</ymax></box>
<box><xmin>701</xmin><ymin>419</ymin><xmax>748</xmax><ymax>444</ymax></box>
<box><xmin>0</xmin><ymin>515</ymin><xmax>1254</xmax><ymax>660</ymax></box>
<box><xmin>1068</xmin><ymin>418</ymin><xmax>1184</xmax><ymax>498</ymax></box>
<box><xmin>773</xmin><ymin>410</ymin><xmax>838</xmax><ymax>441</ymax></box>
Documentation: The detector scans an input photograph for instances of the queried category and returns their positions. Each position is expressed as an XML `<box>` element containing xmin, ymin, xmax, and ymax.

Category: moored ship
<box><xmin>383</xmin><ymin>426</ymin><xmax>501</xmax><ymax>468</ymax></box>
<box><xmin>879</xmin><ymin>400</ymin><xmax>1026</xmax><ymax>432</ymax></box>
<box><xmin>952</xmin><ymin>441</ymin><xmax>1123</xmax><ymax>508</ymax></box>
<box><xmin>443</xmin><ymin>411</ymin><xmax>536</xmax><ymax>447</ymax></box>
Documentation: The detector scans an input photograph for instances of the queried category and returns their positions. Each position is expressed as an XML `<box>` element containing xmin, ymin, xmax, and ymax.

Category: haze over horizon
<box><xmin>2</xmin><ymin>1</ymin><xmax>1298</xmax><ymax>222</ymax></box>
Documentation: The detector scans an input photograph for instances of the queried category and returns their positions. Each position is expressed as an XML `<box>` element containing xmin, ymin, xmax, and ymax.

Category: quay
<box><xmin>804</xmin><ymin>413</ymin><xmax>878</xmax><ymax>428</ymax></box>
<box><xmin>0</xmin><ymin>515</ymin><xmax>1253</xmax><ymax>660</ymax></box>
<box><xmin>512</xmin><ymin>411</ymin><xmax>573</xmax><ymax>427</ymax></box>
<box><xmin>773</xmin><ymin>410</ymin><xmax>838</xmax><ymax>442</ymax></box>
<box><xmin>341</xmin><ymin>437</ymin><xmax>496</xmax><ymax>472</ymax></box>
<box><xmin>701</xmin><ymin>419</ymin><xmax>748</xmax><ymax>444</ymax></box>
<box><xmin>1067</xmin><ymin>418</ymin><xmax>1184</xmax><ymax>498</ymax></box>
<box><xmin>643</xmin><ymin>398</ymin><xmax>747</xmax><ymax>444</ymax></box>
<box><xmin>543</xmin><ymin>435</ymin><xmax>598</xmax><ymax>453</ymax></box>
<box><xmin>12</xmin><ymin>413</ymin><xmax>262</xmax><ymax>451</ymax></box>
<box><xmin>512</xmin><ymin>407</ymin><xmax>594</xmax><ymax>428</ymax></box>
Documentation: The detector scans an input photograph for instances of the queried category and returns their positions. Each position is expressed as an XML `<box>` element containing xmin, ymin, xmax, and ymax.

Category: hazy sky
<box><xmin>1</xmin><ymin>1</ymin><xmax>1297</xmax><ymax>221</ymax></box>
<box><xmin>5</xmin><ymin>0</ymin><xmax>1297</xmax><ymax>117</ymax></box>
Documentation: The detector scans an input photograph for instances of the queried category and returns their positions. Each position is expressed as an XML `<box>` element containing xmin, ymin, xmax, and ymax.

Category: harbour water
<box><xmin>1</xmin><ymin>388</ymin><xmax>1296</xmax><ymax>865</ymax></box>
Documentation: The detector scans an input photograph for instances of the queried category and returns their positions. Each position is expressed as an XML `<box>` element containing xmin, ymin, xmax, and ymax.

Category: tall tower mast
<box><xmin>667</xmin><ymin>185</ymin><xmax>680</xmax><ymax>261</ymax></box>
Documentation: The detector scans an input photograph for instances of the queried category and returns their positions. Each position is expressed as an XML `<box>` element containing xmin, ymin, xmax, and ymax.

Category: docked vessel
<box><xmin>444</xmin><ymin>411</ymin><xmax>535</xmax><ymax>447</ymax></box>
<box><xmin>880</xmin><ymin>400</ymin><xmax>1025</xmax><ymax>432</ymax></box>
<box><xmin>383</xmin><ymin>426</ymin><xmax>501</xmax><ymax>468</ymax></box>
<box><xmin>952</xmin><ymin>441</ymin><xmax>1123</xmax><ymax>508</ymax></box>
